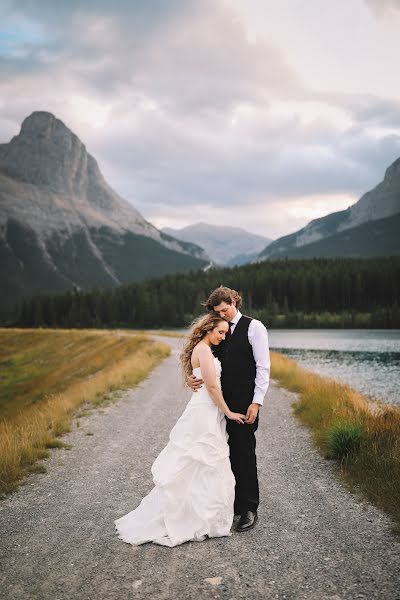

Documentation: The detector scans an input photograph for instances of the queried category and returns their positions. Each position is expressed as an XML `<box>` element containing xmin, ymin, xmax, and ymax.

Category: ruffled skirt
<box><xmin>114</xmin><ymin>390</ymin><xmax>235</xmax><ymax>547</ymax></box>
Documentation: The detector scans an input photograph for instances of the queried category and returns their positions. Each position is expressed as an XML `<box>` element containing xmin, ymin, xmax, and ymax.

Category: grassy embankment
<box><xmin>0</xmin><ymin>328</ymin><xmax>170</xmax><ymax>496</ymax></box>
<box><xmin>271</xmin><ymin>352</ymin><xmax>400</xmax><ymax>530</ymax></box>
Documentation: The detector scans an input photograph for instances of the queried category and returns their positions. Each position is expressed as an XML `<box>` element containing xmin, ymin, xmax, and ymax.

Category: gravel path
<box><xmin>0</xmin><ymin>337</ymin><xmax>399</xmax><ymax>600</ymax></box>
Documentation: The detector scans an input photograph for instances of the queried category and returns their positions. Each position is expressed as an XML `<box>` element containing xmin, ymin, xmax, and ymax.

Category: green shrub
<box><xmin>325</xmin><ymin>421</ymin><xmax>365</xmax><ymax>460</ymax></box>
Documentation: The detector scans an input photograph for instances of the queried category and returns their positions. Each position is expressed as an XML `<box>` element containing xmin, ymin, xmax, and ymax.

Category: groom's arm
<box><xmin>248</xmin><ymin>319</ymin><xmax>271</xmax><ymax>407</ymax></box>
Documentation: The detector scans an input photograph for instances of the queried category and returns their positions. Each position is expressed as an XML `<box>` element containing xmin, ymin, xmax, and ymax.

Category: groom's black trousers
<box><xmin>226</xmin><ymin>414</ymin><xmax>259</xmax><ymax>515</ymax></box>
<box><xmin>215</xmin><ymin>314</ymin><xmax>261</xmax><ymax>515</ymax></box>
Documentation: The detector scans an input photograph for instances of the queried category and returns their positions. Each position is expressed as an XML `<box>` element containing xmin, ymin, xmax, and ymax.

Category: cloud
<box><xmin>1</xmin><ymin>0</ymin><xmax>400</xmax><ymax>238</ymax></box>
<box><xmin>364</xmin><ymin>0</ymin><xmax>400</xmax><ymax>16</ymax></box>
<box><xmin>1</xmin><ymin>0</ymin><xmax>301</xmax><ymax>112</ymax></box>
<box><xmin>92</xmin><ymin>97</ymin><xmax>400</xmax><ymax>203</ymax></box>
<box><xmin>347</xmin><ymin>95</ymin><xmax>400</xmax><ymax>129</ymax></box>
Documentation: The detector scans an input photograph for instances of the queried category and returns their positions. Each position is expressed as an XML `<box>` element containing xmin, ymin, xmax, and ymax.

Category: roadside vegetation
<box><xmin>0</xmin><ymin>328</ymin><xmax>170</xmax><ymax>496</ymax></box>
<box><xmin>271</xmin><ymin>351</ymin><xmax>400</xmax><ymax>531</ymax></box>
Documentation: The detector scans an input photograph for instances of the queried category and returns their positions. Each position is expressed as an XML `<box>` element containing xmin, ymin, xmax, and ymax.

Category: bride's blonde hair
<box><xmin>180</xmin><ymin>313</ymin><xmax>227</xmax><ymax>380</ymax></box>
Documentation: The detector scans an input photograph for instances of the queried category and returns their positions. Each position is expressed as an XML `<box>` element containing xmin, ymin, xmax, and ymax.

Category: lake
<box><xmin>268</xmin><ymin>329</ymin><xmax>400</xmax><ymax>406</ymax></box>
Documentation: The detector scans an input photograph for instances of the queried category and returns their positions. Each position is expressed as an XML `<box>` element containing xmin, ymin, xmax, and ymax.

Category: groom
<box><xmin>188</xmin><ymin>286</ymin><xmax>270</xmax><ymax>532</ymax></box>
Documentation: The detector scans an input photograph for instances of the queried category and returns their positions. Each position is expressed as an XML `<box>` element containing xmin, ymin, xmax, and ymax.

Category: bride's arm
<box><xmin>197</xmin><ymin>345</ymin><xmax>245</xmax><ymax>424</ymax></box>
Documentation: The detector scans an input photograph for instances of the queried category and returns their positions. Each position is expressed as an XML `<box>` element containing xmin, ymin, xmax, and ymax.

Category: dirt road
<box><xmin>0</xmin><ymin>337</ymin><xmax>399</xmax><ymax>599</ymax></box>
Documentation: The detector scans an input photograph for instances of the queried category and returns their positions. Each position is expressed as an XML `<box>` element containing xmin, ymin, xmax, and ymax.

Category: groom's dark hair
<box><xmin>203</xmin><ymin>286</ymin><xmax>242</xmax><ymax>311</ymax></box>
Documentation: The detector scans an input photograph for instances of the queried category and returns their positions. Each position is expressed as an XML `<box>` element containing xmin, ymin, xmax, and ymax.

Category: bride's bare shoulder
<box><xmin>191</xmin><ymin>342</ymin><xmax>212</xmax><ymax>368</ymax></box>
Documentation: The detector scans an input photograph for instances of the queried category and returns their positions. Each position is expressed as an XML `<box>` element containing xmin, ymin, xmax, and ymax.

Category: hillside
<box><xmin>257</xmin><ymin>212</ymin><xmax>400</xmax><ymax>259</ymax></box>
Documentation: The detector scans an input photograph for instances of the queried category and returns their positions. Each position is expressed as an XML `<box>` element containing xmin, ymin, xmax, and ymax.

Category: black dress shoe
<box><xmin>235</xmin><ymin>511</ymin><xmax>258</xmax><ymax>532</ymax></box>
<box><xmin>233</xmin><ymin>514</ymin><xmax>241</xmax><ymax>522</ymax></box>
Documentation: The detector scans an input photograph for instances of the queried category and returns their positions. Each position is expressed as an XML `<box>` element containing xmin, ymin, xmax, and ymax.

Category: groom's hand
<box><xmin>245</xmin><ymin>403</ymin><xmax>260</xmax><ymax>424</ymax></box>
<box><xmin>187</xmin><ymin>374</ymin><xmax>204</xmax><ymax>392</ymax></box>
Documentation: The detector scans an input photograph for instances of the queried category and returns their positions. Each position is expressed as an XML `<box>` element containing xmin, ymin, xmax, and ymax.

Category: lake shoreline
<box><xmin>268</xmin><ymin>328</ymin><xmax>400</xmax><ymax>406</ymax></box>
<box><xmin>271</xmin><ymin>351</ymin><xmax>400</xmax><ymax>531</ymax></box>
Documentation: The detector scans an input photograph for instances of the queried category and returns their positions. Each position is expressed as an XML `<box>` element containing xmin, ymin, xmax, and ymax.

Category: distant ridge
<box><xmin>163</xmin><ymin>222</ymin><xmax>272</xmax><ymax>266</ymax></box>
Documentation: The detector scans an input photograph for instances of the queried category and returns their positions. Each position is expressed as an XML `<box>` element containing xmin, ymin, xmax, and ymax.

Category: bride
<box><xmin>114</xmin><ymin>313</ymin><xmax>246</xmax><ymax>547</ymax></box>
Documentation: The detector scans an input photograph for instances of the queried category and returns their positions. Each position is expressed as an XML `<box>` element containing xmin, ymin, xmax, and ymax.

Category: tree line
<box><xmin>13</xmin><ymin>257</ymin><xmax>400</xmax><ymax>329</ymax></box>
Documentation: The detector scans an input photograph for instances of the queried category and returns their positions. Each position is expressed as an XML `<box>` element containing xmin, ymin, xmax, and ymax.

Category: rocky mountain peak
<box><xmin>0</xmin><ymin>110</ymin><xmax>209</xmax><ymax>276</ymax></box>
<box><xmin>343</xmin><ymin>155</ymin><xmax>400</xmax><ymax>230</ymax></box>
<box><xmin>383</xmin><ymin>156</ymin><xmax>400</xmax><ymax>182</ymax></box>
<box><xmin>20</xmin><ymin>110</ymin><xmax>63</xmax><ymax>137</ymax></box>
<box><xmin>0</xmin><ymin>111</ymin><xmax>95</xmax><ymax>195</ymax></box>
<box><xmin>257</xmin><ymin>153</ymin><xmax>400</xmax><ymax>261</ymax></box>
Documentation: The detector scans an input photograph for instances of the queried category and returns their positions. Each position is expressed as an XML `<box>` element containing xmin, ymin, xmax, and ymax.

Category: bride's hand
<box><xmin>227</xmin><ymin>411</ymin><xmax>246</xmax><ymax>424</ymax></box>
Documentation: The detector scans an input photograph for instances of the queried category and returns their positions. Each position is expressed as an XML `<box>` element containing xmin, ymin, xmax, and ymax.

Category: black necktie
<box><xmin>226</xmin><ymin>321</ymin><xmax>234</xmax><ymax>338</ymax></box>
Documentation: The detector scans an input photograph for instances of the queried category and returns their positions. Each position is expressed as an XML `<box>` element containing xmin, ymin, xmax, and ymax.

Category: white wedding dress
<box><xmin>114</xmin><ymin>357</ymin><xmax>235</xmax><ymax>547</ymax></box>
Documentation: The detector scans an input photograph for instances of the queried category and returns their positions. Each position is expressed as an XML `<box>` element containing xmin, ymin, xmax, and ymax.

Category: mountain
<box><xmin>0</xmin><ymin>111</ymin><xmax>208</xmax><ymax>315</ymax></box>
<box><xmin>258</xmin><ymin>157</ymin><xmax>400</xmax><ymax>260</ymax></box>
<box><xmin>256</xmin><ymin>212</ymin><xmax>400</xmax><ymax>259</ymax></box>
<box><xmin>162</xmin><ymin>222</ymin><xmax>272</xmax><ymax>266</ymax></box>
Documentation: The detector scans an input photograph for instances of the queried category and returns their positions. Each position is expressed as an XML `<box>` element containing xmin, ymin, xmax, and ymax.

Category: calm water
<box><xmin>268</xmin><ymin>329</ymin><xmax>400</xmax><ymax>406</ymax></box>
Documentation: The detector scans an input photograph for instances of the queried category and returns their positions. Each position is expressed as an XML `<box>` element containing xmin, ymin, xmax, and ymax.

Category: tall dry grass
<box><xmin>0</xmin><ymin>328</ymin><xmax>170</xmax><ymax>496</ymax></box>
<box><xmin>271</xmin><ymin>351</ymin><xmax>400</xmax><ymax>529</ymax></box>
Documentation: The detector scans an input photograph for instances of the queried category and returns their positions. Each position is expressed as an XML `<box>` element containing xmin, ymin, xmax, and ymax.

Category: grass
<box><xmin>271</xmin><ymin>351</ymin><xmax>400</xmax><ymax>531</ymax></box>
<box><xmin>0</xmin><ymin>328</ymin><xmax>170</xmax><ymax>497</ymax></box>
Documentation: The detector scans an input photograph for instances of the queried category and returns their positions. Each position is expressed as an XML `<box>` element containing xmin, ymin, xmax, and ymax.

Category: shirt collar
<box><xmin>230</xmin><ymin>310</ymin><xmax>242</xmax><ymax>325</ymax></box>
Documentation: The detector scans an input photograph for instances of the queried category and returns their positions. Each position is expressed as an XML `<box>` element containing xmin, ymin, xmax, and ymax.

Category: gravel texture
<box><xmin>0</xmin><ymin>337</ymin><xmax>399</xmax><ymax>600</ymax></box>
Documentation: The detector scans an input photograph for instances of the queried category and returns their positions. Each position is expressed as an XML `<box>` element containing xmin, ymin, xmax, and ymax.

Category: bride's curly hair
<box><xmin>180</xmin><ymin>312</ymin><xmax>227</xmax><ymax>380</ymax></box>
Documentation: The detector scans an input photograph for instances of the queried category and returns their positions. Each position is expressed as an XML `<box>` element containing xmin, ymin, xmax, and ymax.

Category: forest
<box><xmin>13</xmin><ymin>257</ymin><xmax>400</xmax><ymax>329</ymax></box>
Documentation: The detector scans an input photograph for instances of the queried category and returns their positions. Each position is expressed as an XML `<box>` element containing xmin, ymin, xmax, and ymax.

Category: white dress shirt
<box><xmin>229</xmin><ymin>310</ymin><xmax>270</xmax><ymax>406</ymax></box>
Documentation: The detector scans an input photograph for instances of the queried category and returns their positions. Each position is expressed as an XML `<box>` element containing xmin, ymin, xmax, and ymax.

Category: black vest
<box><xmin>213</xmin><ymin>315</ymin><xmax>256</xmax><ymax>412</ymax></box>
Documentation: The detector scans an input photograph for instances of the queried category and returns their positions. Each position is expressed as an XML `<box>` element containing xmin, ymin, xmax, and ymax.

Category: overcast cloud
<box><xmin>1</xmin><ymin>0</ymin><xmax>400</xmax><ymax>237</ymax></box>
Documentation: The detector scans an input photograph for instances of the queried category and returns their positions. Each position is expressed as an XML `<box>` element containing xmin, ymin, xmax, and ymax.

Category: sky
<box><xmin>1</xmin><ymin>0</ymin><xmax>400</xmax><ymax>239</ymax></box>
